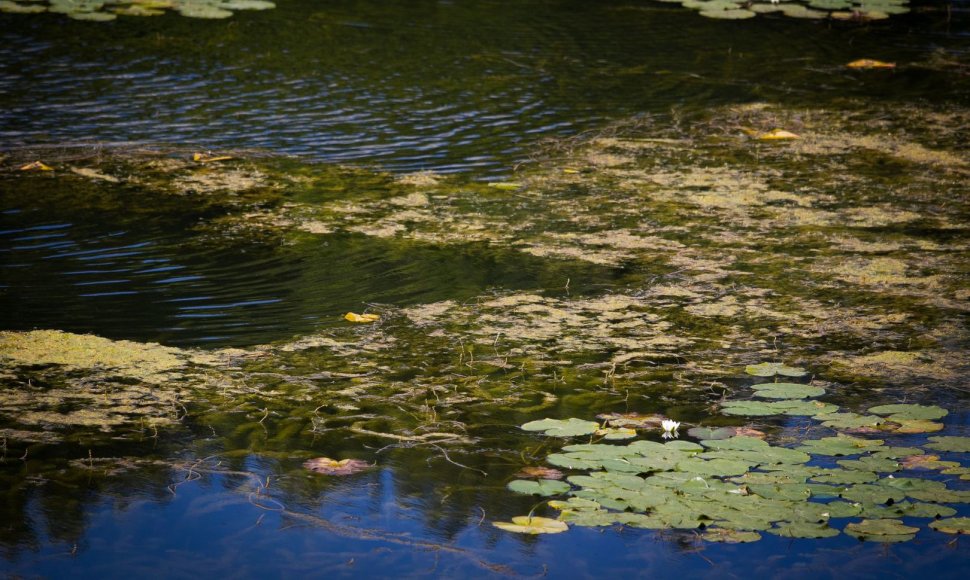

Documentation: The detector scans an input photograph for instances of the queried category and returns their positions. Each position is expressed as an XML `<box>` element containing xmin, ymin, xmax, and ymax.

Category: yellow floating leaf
<box><xmin>757</xmin><ymin>129</ymin><xmax>801</xmax><ymax>141</ymax></box>
<box><xmin>492</xmin><ymin>516</ymin><xmax>568</xmax><ymax>535</ymax></box>
<box><xmin>19</xmin><ymin>161</ymin><xmax>53</xmax><ymax>171</ymax></box>
<box><xmin>847</xmin><ymin>59</ymin><xmax>896</xmax><ymax>70</ymax></box>
<box><xmin>344</xmin><ymin>312</ymin><xmax>380</xmax><ymax>323</ymax></box>
<box><xmin>562</xmin><ymin>168</ymin><xmax>581</xmax><ymax>174</ymax></box>
<box><xmin>192</xmin><ymin>153</ymin><xmax>233</xmax><ymax>163</ymax></box>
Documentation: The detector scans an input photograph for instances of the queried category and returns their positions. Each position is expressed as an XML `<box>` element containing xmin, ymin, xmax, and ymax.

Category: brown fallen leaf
<box><xmin>514</xmin><ymin>466</ymin><xmax>565</xmax><ymax>480</ymax></box>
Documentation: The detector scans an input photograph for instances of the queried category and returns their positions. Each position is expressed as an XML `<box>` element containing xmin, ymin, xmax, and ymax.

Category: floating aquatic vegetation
<box><xmin>926</xmin><ymin>436</ymin><xmax>970</xmax><ymax>453</ymax></box>
<box><xmin>847</xmin><ymin>59</ymin><xmax>897</xmax><ymax>69</ymax></box>
<box><xmin>648</xmin><ymin>0</ymin><xmax>909</xmax><ymax>21</ymax></box>
<box><xmin>721</xmin><ymin>399</ymin><xmax>839</xmax><ymax>416</ymax></box>
<box><xmin>928</xmin><ymin>518</ymin><xmax>970</xmax><ymax>534</ymax></box>
<box><xmin>303</xmin><ymin>457</ymin><xmax>372</xmax><ymax>475</ymax></box>
<box><xmin>868</xmin><ymin>403</ymin><xmax>948</xmax><ymax>421</ymax></box>
<box><xmin>514</xmin><ymin>466</ymin><xmax>565</xmax><ymax>480</ymax></box>
<box><xmin>18</xmin><ymin>160</ymin><xmax>53</xmax><ymax>171</ymax></box>
<box><xmin>496</xmin><ymin>360</ymin><xmax>967</xmax><ymax>543</ymax></box>
<box><xmin>344</xmin><ymin>312</ymin><xmax>380</xmax><ymax>323</ymax></box>
<box><xmin>596</xmin><ymin>412</ymin><xmax>667</xmax><ymax>429</ymax></box>
<box><xmin>521</xmin><ymin>418</ymin><xmax>600</xmax><ymax>438</ymax></box>
<box><xmin>492</xmin><ymin>516</ymin><xmax>568</xmax><ymax>535</ymax></box>
<box><xmin>744</xmin><ymin>362</ymin><xmax>807</xmax><ymax>377</ymax></box>
<box><xmin>751</xmin><ymin>382</ymin><xmax>825</xmax><ymax>399</ymax></box>
<box><xmin>845</xmin><ymin>519</ymin><xmax>920</xmax><ymax>543</ymax></box>
<box><xmin>507</xmin><ymin>479</ymin><xmax>572</xmax><ymax>496</ymax></box>
<box><xmin>0</xmin><ymin>0</ymin><xmax>276</xmax><ymax>19</ymax></box>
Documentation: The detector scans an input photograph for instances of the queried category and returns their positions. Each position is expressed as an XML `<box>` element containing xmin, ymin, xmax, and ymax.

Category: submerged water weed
<box><xmin>510</xmin><ymin>369</ymin><xmax>969</xmax><ymax>542</ymax></box>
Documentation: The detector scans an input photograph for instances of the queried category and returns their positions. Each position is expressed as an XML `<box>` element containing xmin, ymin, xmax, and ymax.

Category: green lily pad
<box><xmin>928</xmin><ymin>517</ymin><xmax>970</xmax><ymax>534</ymax></box>
<box><xmin>925</xmin><ymin>436</ymin><xmax>970</xmax><ymax>453</ymax></box>
<box><xmin>493</xmin><ymin>516</ymin><xmax>568</xmax><ymax>535</ymax></box>
<box><xmin>867</xmin><ymin>404</ymin><xmax>948</xmax><ymax>420</ymax></box>
<box><xmin>810</xmin><ymin>468</ymin><xmax>879</xmax><ymax>484</ymax></box>
<box><xmin>721</xmin><ymin>400</ymin><xmax>838</xmax><ymax>416</ymax></box>
<box><xmin>507</xmin><ymin>479</ymin><xmax>571</xmax><ymax>496</ymax></box>
<box><xmin>839</xmin><ymin>484</ymin><xmax>907</xmax><ymax>505</ymax></box>
<box><xmin>664</xmin><ymin>440</ymin><xmax>705</xmax><ymax>453</ymax></box>
<box><xmin>823</xmin><ymin>501</ymin><xmax>863</xmax><ymax>518</ymax></box>
<box><xmin>844</xmin><ymin>519</ymin><xmax>919</xmax><ymax>542</ymax></box>
<box><xmin>614</xmin><ymin>513</ymin><xmax>670</xmax><ymax>529</ymax></box>
<box><xmin>702</xmin><ymin>446</ymin><xmax>811</xmax><ymax>466</ymax></box>
<box><xmin>859</xmin><ymin>501</ymin><xmax>956</xmax><ymax>519</ymax></box>
<box><xmin>687</xmin><ymin>426</ymin><xmax>739</xmax><ymax>440</ymax></box>
<box><xmin>888</xmin><ymin>419</ymin><xmax>944</xmax><ymax>433</ymax></box>
<box><xmin>548</xmin><ymin>497</ymin><xmax>601</xmax><ymax>511</ymax></box>
<box><xmin>836</xmin><ymin>456</ymin><xmax>900</xmax><ymax>473</ymax></box>
<box><xmin>545</xmin><ymin>453</ymin><xmax>602</xmax><ymax>470</ymax></box>
<box><xmin>870</xmin><ymin>447</ymin><xmax>924</xmax><ymax>459</ymax></box>
<box><xmin>699</xmin><ymin>8</ymin><xmax>756</xmax><ymax>18</ymax></box>
<box><xmin>521</xmin><ymin>417</ymin><xmax>599</xmax><ymax>437</ymax></box>
<box><xmin>767</xmin><ymin>521</ymin><xmax>840</xmax><ymax>538</ymax></box>
<box><xmin>797</xmin><ymin>434</ymin><xmax>884</xmax><ymax>456</ymax></box>
<box><xmin>752</xmin><ymin>382</ymin><xmax>825</xmax><ymax>399</ymax></box>
<box><xmin>675</xmin><ymin>457</ymin><xmax>753</xmax><ymax>477</ymax></box>
<box><xmin>595</xmin><ymin>426</ymin><xmax>638</xmax><ymax>440</ymax></box>
<box><xmin>747</xmin><ymin>483</ymin><xmax>812</xmax><ymax>501</ymax></box>
<box><xmin>818</xmin><ymin>412</ymin><xmax>885</xmax><ymax>430</ymax></box>
<box><xmin>745</xmin><ymin>362</ymin><xmax>808</xmax><ymax>377</ymax></box>
<box><xmin>702</xmin><ymin>528</ymin><xmax>762</xmax><ymax>543</ymax></box>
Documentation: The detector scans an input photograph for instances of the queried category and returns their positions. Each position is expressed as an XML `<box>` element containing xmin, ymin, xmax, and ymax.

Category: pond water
<box><xmin>2</xmin><ymin>1</ymin><xmax>970</xmax><ymax>578</ymax></box>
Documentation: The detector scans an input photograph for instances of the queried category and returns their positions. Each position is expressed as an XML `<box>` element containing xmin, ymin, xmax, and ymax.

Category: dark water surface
<box><xmin>1</xmin><ymin>1</ymin><xmax>969</xmax><ymax>578</ymax></box>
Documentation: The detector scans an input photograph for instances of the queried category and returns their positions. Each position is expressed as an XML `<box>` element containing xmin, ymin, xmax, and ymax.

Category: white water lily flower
<box><xmin>661</xmin><ymin>419</ymin><xmax>680</xmax><ymax>439</ymax></box>
<box><xmin>661</xmin><ymin>419</ymin><xmax>680</xmax><ymax>433</ymax></box>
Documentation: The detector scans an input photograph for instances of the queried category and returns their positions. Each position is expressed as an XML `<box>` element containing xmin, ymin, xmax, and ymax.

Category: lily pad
<box><xmin>493</xmin><ymin>516</ymin><xmax>568</xmax><ymax>535</ymax></box>
<box><xmin>839</xmin><ymin>484</ymin><xmax>907</xmax><ymax>505</ymax></box>
<box><xmin>867</xmin><ymin>403</ymin><xmax>947</xmax><ymax>420</ymax></box>
<box><xmin>721</xmin><ymin>400</ymin><xmax>838</xmax><ymax>417</ymax></box>
<box><xmin>836</xmin><ymin>456</ymin><xmax>900</xmax><ymax>473</ymax></box>
<box><xmin>751</xmin><ymin>382</ymin><xmax>825</xmax><ymax>399</ymax></box>
<box><xmin>521</xmin><ymin>418</ymin><xmax>599</xmax><ymax>437</ymax></box>
<box><xmin>514</xmin><ymin>466</ymin><xmax>565</xmax><ymax>480</ymax></box>
<box><xmin>767</xmin><ymin>522</ymin><xmax>840</xmax><ymax>539</ymax></box>
<box><xmin>797</xmin><ymin>434</ymin><xmax>884</xmax><ymax>456</ymax></box>
<box><xmin>745</xmin><ymin>362</ymin><xmax>807</xmax><ymax>377</ymax></box>
<box><xmin>303</xmin><ymin>457</ymin><xmax>372</xmax><ymax>475</ymax></box>
<box><xmin>888</xmin><ymin>419</ymin><xmax>944</xmax><ymax>434</ymax></box>
<box><xmin>596</xmin><ymin>412</ymin><xmax>666</xmax><ymax>429</ymax></box>
<box><xmin>810</xmin><ymin>468</ymin><xmax>879</xmax><ymax>485</ymax></box>
<box><xmin>818</xmin><ymin>412</ymin><xmax>884</xmax><ymax>430</ymax></box>
<box><xmin>928</xmin><ymin>517</ymin><xmax>970</xmax><ymax>534</ymax></box>
<box><xmin>899</xmin><ymin>455</ymin><xmax>958</xmax><ymax>471</ymax></box>
<box><xmin>507</xmin><ymin>479</ymin><xmax>571</xmax><ymax>496</ymax></box>
<box><xmin>595</xmin><ymin>426</ymin><xmax>638</xmax><ymax>440</ymax></box>
<box><xmin>687</xmin><ymin>426</ymin><xmax>739</xmax><ymax>440</ymax></box>
<box><xmin>675</xmin><ymin>457</ymin><xmax>753</xmax><ymax>477</ymax></box>
<box><xmin>925</xmin><ymin>436</ymin><xmax>970</xmax><ymax>453</ymax></box>
<box><xmin>702</xmin><ymin>528</ymin><xmax>762</xmax><ymax>543</ymax></box>
<box><xmin>845</xmin><ymin>519</ymin><xmax>919</xmax><ymax>542</ymax></box>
